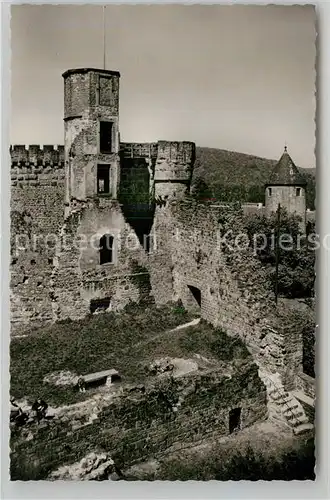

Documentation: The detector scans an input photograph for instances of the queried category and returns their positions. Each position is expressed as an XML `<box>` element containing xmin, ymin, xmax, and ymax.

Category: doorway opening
<box><xmin>229</xmin><ymin>407</ymin><xmax>241</xmax><ymax>434</ymax></box>
<box><xmin>90</xmin><ymin>297</ymin><xmax>111</xmax><ymax>314</ymax></box>
<box><xmin>187</xmin><ymin>285</ymin><xmax>201</xmax><ymax>307</ymax></box>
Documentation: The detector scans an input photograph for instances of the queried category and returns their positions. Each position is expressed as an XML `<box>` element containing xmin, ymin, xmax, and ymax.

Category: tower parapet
<box><xmin>154</xmin><ymin>141</ymin><xmax>196</xmax><ymax>199</ymax></box>
<box><xmin>10</xmin><ymin>145</ymin><xmax>64</xmax><ymax>166</ymax></box>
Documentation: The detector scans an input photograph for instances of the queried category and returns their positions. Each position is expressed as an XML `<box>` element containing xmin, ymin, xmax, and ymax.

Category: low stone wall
<box><xmin>10</xmin><ymin>361</ymin><xmax>267</xmax><ymax>479</ymax></box>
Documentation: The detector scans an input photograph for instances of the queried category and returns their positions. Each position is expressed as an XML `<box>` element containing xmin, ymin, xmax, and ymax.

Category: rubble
<box><xmin>50</xmin><ymin>451</ymin><xmax>116</xmax><ymax>481</ymax></box>
<box><xmin>43</xmin><ymin>370</ymin><xmax>78</xmax><ymax>387</ymax></box>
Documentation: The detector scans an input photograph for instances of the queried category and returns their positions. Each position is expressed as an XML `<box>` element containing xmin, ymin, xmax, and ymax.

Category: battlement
<box><xmin>120</xmin><ymin>142</ymin><xmax>158</xmax><ymax>159</ymax></box>
<box><xmin>157</xmin><ymin>141</ymin><xmax>196</xmax><ymax>165</ymax></box>
<box><xmin>10</xmin><ymin>145</ymin><xmax>65</xmax><ymax>167</ymax></box>
<box><xmin>153</xmin><ymin>141</ymin><xmax>196</xmax><ymax>199</ymax></box>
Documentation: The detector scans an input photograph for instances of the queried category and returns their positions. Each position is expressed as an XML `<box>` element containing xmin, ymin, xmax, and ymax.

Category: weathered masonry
<box><xmin>10</xmin><ymin>67</ymin><xmax>313</xmax><ymax>402</ymax></box>
<box><xmin>11</xmin><ymin>355</ymin><xmax>267</xmax><ymax>478</ymax></box>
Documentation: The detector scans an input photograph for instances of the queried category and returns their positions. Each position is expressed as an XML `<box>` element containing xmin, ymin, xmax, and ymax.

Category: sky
<box><xmin>10</xmin><ymin>4</ymin><xmax>316</xmax><ymax>168</ymax></box>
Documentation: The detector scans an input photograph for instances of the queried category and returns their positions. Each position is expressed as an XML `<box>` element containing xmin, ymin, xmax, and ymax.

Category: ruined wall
<box><xmin>52</xmin><ymin>139</ymin><xmax>196</xmax><ymax>324</ymax></box>
<box><xmin>149</xmin><ymin>200</ymin><xmax>305</xmax><ymax>384</ymax></box>
<box><xmin>10</xmin><ymin>146</ymin><xmax>65</xmax><ymax>333</ymax></box>
<box><xmin>51</xmin><ymin>198</ymin><xmax>152</xmax><ymax>322</ymax></box>
<box><xmin>11</xmin><ymin>361</ymin><xmax>267</xmax><ymax>479</ymax></box>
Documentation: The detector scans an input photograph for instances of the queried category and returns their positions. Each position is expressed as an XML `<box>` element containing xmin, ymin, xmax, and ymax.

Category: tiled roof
<box><xmin>266</xmin><ymin>147</ymin><xmax>307</xmax><ymax>186</ymax></box>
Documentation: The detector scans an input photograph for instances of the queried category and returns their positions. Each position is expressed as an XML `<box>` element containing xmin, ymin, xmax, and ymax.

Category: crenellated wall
<box><xmin>10</xmin><ymin>146</ymin><xmax>66</xmax><ymax>332</ymax></box>
<box><xmin>10</xmin><ymin>144</ymin><xmax>65</xmax><ymax>166</ymax></box>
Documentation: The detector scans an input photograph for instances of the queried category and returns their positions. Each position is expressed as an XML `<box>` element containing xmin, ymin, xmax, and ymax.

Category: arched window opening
<box><xmin>99</xmin><ymin>234</ymin><xmax>114</xmax><ymax>265</ymax></box>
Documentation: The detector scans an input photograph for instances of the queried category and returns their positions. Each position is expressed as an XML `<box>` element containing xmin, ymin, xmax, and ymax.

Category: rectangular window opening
<box><xmin>296</xmin><ymin>188</ymin><xmax>301</xmax><ymax>197</ymax></box>
<box><xmin>97</xmin><ymin>164</ymin><xmax>110</xmax><ymax>195</ymax></box>
<box><xmin>100</xmin><ymin>121</ymin><xmax>113</xmax><ymax>153</ymax></box>
<box><xmin>268</xmin><ymin>188</ymin><xmax>272</xmax><ymax>196</ymax></box>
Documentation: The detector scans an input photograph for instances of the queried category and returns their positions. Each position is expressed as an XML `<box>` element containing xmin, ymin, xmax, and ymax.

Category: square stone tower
<box><xmin>62</xmin><ymin>68</ymin><xmax>120</xmax><ymax>215</ymax></box>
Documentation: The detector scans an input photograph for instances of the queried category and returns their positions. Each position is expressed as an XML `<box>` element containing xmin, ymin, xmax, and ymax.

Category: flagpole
<box><xmin>274</xmin><ymin>203</ymin><xmax>281</xmax><ymax>304</ymax></box>
<box><xmin>103</xmin><ymin>6</ymin><xmax>106</xmax><ymax>70</ymax></box>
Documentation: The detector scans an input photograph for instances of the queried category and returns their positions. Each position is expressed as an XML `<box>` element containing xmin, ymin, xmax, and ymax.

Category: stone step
<box><xmin>269</xmin><ymin>389</ymin><xmax>289</xmax><ymax>398</ymax></box>
<box><xmin>293</xmin><ymin>422</ymin><xmax>314</xmax><ymax>436</ymax></box>
<box><xmin>268</xmin><ymin>390</ymin><xmax>282</xmax><ymax>399</ymax></box>
<box><xmin>285</xmin><ymin>410</ymin><xmax>304</xmax><ymax>421</ymax></box>
<box><xmin>274</xmin><ymin>393</ymin><xmax>293</xmax><ymax>402</ymax></box>
<box><xmin>283</xmin><ymin>404</ymin><xmax>299</xmax><ymax>415</ymax></box>
<box><xmin>273</xmin><ymin>396</ymin><xmax>293</xmax><ymax>405</ymax></box>
<box><xmin>292</xmin><ymin>390</ymin><xmax>315</xmax><ymax>408</ymax></box>
<box><xmin>291</xmin><ymin>415</ymin><xmax>309</xmax><ymax>426</ymax></box>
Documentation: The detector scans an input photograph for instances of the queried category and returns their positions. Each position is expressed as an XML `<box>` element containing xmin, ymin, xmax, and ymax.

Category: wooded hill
<box><xmin>193</xmin><ymin>147</ymin><xmax>316</xmax><ymax>209</ymax></box>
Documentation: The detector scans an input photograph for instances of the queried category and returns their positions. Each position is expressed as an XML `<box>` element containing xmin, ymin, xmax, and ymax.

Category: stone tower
<box><xmin>265</xmin><ymin>146</ymin><xmax>307</xmax><ymax>228</ymax></box>
<box><xmin>154</xmin><ymin>141</ymin><xmax>195</xmax><ymax>200</ymax></box>
<box><xmin>62</xmin><ymin>68</ymin><xmax>120</xmax><ymax>215</ymax></box>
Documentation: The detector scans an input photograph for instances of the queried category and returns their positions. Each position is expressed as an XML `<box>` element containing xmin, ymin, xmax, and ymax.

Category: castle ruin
<box><xmin>10</xmin><ymin>68</ymin><xmax>314</xmax><ymax>445</ymax></box>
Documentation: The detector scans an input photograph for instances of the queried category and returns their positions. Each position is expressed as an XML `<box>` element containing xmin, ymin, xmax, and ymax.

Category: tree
<box><xmin>244</xmin><ymin>209</ymin><xmax>316</xmax><ymax>299</ymax></box>
<box><xmin>190</xmin><ymin>177</ymin><xmax>213</xmax><ymax>201</ymax></box>
<box><xmin>247</xmin><ymin>185</ymin><xmax>265</xmax><ymax>204</ymax></box>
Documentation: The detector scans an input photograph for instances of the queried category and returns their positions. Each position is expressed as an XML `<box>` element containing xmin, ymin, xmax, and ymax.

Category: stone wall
<box><xmin>63</xmin><ymin>69</ymin><xmax>120</xmax><ymax>120</ymax></box>
<box><xmin>154</xmin><ymin>141</ymin><xmax>195</xmax><ymax>199</ymax></box>
<box><xmin>149</xmin><ymin>200</ymin><xmax>311</xmax><ymax>389</ymax></box>
<box><xmin>10</xmin><ymin>360</ymin><xmax>267</xmax><ymax>479</ymax></box>
<box><xmin>265</xmin><ymin>185</ymin><xmax>306</xmax><ymax>229</ymax></box>
<box><xmin>10</xmin><ymin>146</ymin><xmax>65</xmax><ymax>333</ymax></box>
<box><xmin>120</xmin><ymin>142</ymin><xmax>158</xmax><ymax>159</ymax></box>
<box><xmin>296</xmin><ymin>372</ymin><xmax>315</xmax><ymax>400</ymax></box>
<box><xmin>63</xmin><ymin>69</ymin><xmax>121</xmax><ymax>207</ymax></box>
<box><xmin>51</xmin><ymin>199</ymin><xmax>152</xmax><ymax>322</ymax></box>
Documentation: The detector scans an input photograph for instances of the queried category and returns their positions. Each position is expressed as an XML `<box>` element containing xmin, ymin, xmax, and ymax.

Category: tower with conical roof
<box><xmin>265</xmin><ymin>146</ymin><xmax>307</xmax><ymax>229</ymax></box>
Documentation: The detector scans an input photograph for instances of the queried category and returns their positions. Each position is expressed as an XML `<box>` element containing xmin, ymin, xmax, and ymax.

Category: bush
<box><xmin>244</xmin><ymin>209</ymin><xmax>315</xmax><ymax>299</ymax></box>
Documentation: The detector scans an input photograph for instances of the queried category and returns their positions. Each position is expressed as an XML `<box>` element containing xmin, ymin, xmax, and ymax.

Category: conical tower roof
<box><xmin>266</xmin><ymin>146</ymin><xmax>306</xmax><ymax>186</ymax></box>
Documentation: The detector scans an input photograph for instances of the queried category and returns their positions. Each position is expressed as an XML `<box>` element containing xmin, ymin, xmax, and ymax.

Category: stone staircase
<box><xmin>259</xmin><ymin>371</ymin><xmax>314</xmax><ymax>436</ymax></box>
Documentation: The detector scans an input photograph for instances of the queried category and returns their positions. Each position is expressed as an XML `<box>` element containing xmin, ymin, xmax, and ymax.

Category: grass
<box><xmin>10</xmin><ymin>303</ymin><xmax>190</xmax><ymax>406</ymax></box>
<box><xmin>10</xmin><ymin>303</ymin><xmax>251</xmax><ymax>407</ymax></box>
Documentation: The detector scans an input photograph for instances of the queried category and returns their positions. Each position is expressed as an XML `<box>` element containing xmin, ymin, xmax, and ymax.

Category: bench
<box><xmin>77</xmin><ymin>369</ymin><xmax>121</xmax><ymax>391</ymax></box>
